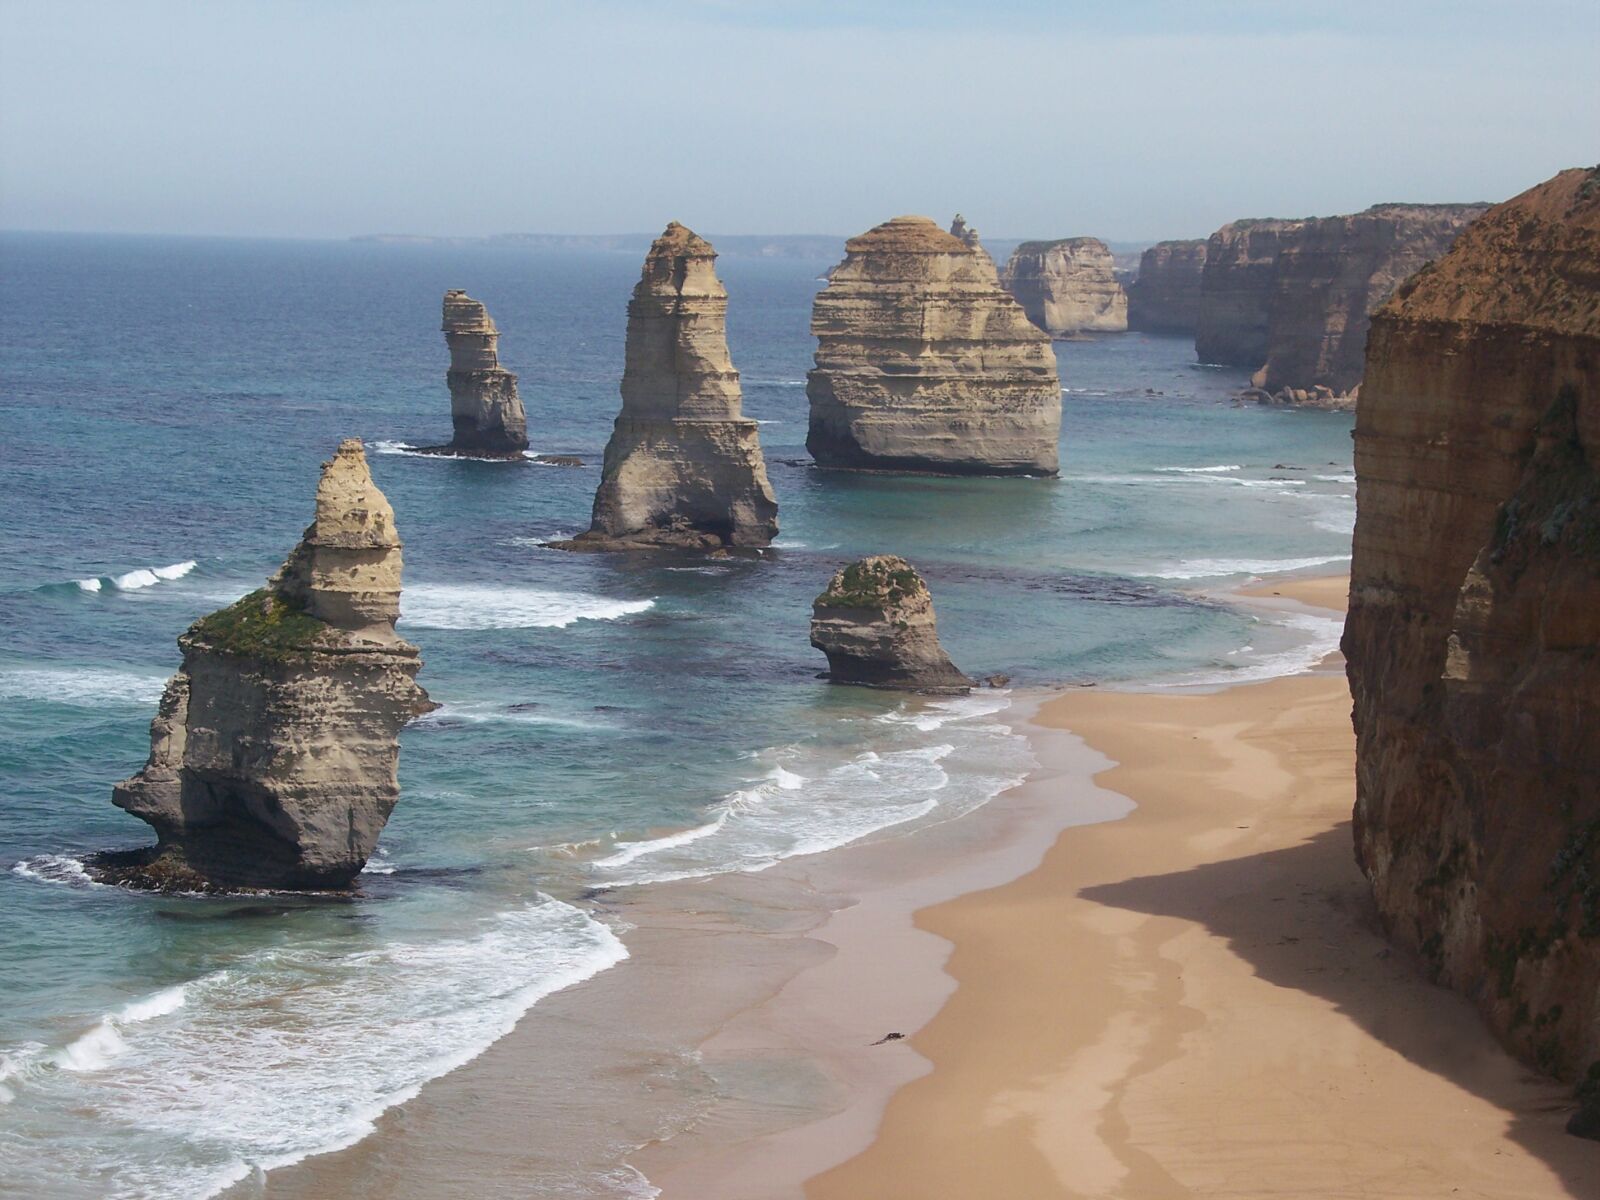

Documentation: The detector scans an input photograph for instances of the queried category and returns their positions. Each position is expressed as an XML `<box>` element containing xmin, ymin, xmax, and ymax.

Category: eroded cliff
<box><xmin>1002</xmin><ymin>237</ymin><xmax>1129</xmax><ymax>335</ymax></box>
<box><xmin>1127</xmin><ymin>239</ymin><xmax>1207</xmax><ymax>333</ymax></box>
<box><xmin>1194</xmin><ymin>218</ymin><xmax>1306</xmax><ymax>366</ymax></box>
<box><xmin>1343</xmin><ymin>167</ymin><xmax>1600</xmax><ymax>1096</ymax></box>
<box><xmin>103</xmin><ymin>439</ymin><xmax>432</xmax><ymax>891</ymax></box>
<box><xmin>810</xmin><ymin>556</ymin><xmax>972</xmax><ymax>692</ymax></box>
<box><xmin>1256</xmin><ymin>204</ymin><xmax>1487</xmax><ymax>397</ymax></box>
<box><xmin>807</xmin><ymin>216</ymin><xmax>1061</xmax><ymax>476</ymax></box>
<box><xmin>558</xmin><ymin>223</ymin><xmax>777</xmax><ymax>551</ymax></box>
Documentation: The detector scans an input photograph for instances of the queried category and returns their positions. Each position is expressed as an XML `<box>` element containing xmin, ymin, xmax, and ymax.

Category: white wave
<box><xmin>0</xmin><ymin>667</ymin><xmax>169</xmax><ymax>707</ymax></box>
<box><xmin>371</xmin><ymin>439</ymin><xmax>419</xmax><ymax>456</ymax></box>
<box><xmin>594</xmin><ymin>812</ymin><xmax>732</xmax><ymax>869</ymax></box>
<box><xmin>110</xmin><ymin>560</ymin><xmax>197</xmax><ymax>591</ymax></box>
<box><xmin>876</xmin><ymin>691</ymin><xmax>1013</xmax><ymax>732</ymax></box>
<box><xmin>1142</xmin><ymin>554</ymin><xmax>1351</xmax><ymax>581</ymax></box>
<box><xmin>75</xmin><ymin>577</ymin><xmax>102</xmax><ymax>593</ymax></box>
<box><xmin>771</xmin><ymin>538</ymin><xmax>808</xmax><ymax>549</ymax></box>
<box><xmin>116</xmin><ymin>986</ymin><xmax>188</xmax><ymax>1024</ymax></box>
<box><xmin>1315</xmin><ymin>473</ymin><xmax>1357</xmax><ymax>483</ymax></box>
<box><xmin>1178</xmin><ymin>610</ymin><xmax>1345</xmax><ymax>687</ymax></box>
<box><xmin>6</xmin><ymin>898</ymin><xmax>627</xmax><ymax>1199</ymax></box>
<box><xmin>400</xmin><ymin>585</ymin><xmax>654</xmax><ymax>630</ymax></box>
<box><xmin>412</xmin><ymin>701</ymin><xmax>615</xmax><ymax>732</ymax></box>
<box><xmin>1235</xmin><ymin>478</ymin><xmax>1306</xmax><ymax>489</ymax></box>
<box><xmin>1155</xmin><ymin>464</ymin><xmax>1242</xmax><ymax>474</ymax></box>
<box><xmin>10</xmin><ymin>853</ymin><xmax>107</xmax><ymax>889</ymax></box>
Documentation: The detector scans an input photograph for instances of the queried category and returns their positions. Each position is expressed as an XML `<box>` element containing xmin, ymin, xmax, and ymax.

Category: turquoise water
<box><xmin>0</xmin><ymin>233</ymin><xmax>1354</xmax><ymax>1197</ymax></box>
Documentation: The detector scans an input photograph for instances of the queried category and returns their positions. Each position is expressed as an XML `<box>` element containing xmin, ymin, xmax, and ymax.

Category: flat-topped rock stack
<box><xmin>1343</xmin><ymin>167</ymin><xmax>1600</xmax><ymax>1109</ymax></box>
<box><xmin>810</xmin><ymin>556</ymin><xmax>972</xmax><ymax>693</ymax></box>
<box><xmin>806</xmin><ymin>215</ymin><xmax>1061</xmax><ymax>476</ymax></box>
<box><xmin>102</xmin><ymin>439</ymin><xmax>432</xmax><ymax>891</ymax></box>
<box><xmin>1002</xmin><ymin>237</ymin><xmax>1129</xmax><ymax>335</ymax></box>
<box><xmin>557</xmin><ymin>222</ymin><xmax>777</xmax><ymax>551</ymax></box>
<box><xmin>424</xmin><ymin>290</ymin><xmax>528</xmax><ymax>458</ymax></box>
<box><xmin>1127</xmin><ymin>239</ymin><xmax>1208</xmax><ymax>333</ymax></box>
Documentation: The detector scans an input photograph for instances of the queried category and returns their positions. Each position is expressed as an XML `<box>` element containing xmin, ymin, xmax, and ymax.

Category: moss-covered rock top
<box><xmin>186</xmin><ymin>588</ymin><xmax>335</xmax><ymax>662</ymax></box>
<box><xmin>815</xmin><ymin>555</ymin><xmax>928</xmax><ymax>610</ymax></box>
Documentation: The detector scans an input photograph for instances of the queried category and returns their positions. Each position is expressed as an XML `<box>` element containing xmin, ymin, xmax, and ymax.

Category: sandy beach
<box><xmin>809</xmin><ymin>577</ymin><xmax>1596</xmax><ymax>1200</ymax></box>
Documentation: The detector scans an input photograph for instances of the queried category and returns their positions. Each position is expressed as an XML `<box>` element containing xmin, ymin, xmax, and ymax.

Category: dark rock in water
<box><xmin>1344</xmin><ymin>167</ymin><xmax>1600</xmax><ymax>1088</ymax></box>
<box><xmin>417</xmin><ymin>291</ymin><xmax>529</xmax><ymax>458</ymax></box>
<box><xmin>553</xmin><ymin>223</ymin><xmax>778</xmax><ymax>552</ymax></box>
<box><xmin>810</xmin><ymin>556</ymin><xmax>972</xmax><ymax>693</ymax></box>
<box><xmin>532</xmin><ymin>454</ymin><xmax>584</xmax><ymax>467</ymax></box>
<box><xmin>981</xmin><ymin>673</ymin><xmax>1011</xmax><ymax>688</ymax></box>
<box><xmin>101</xmin><ymin>439</ymin><xmax>432</xmax><ymax>892</ymax></box>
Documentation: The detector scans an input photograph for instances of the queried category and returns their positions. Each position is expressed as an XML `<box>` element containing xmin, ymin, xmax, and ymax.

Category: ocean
<box><xmin>0</xmin><ymin>231</ymin><xmax>1355</xmax><ymax>1197</ymax></box>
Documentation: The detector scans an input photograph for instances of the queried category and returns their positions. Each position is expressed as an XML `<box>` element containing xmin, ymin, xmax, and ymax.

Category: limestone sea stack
<box><xmin>1126</xmin><ymin>239</ymin><xmax>1208</xmax><ymax>333</ymax></box>
<box><xmin>103</xmin><ymin>439</ymin><xmax>432</xmax><ymax>891</ymax></box>
<box><xmin>1194</xmin><ymin>218</ymin><xmax>1307</xmax><ymax>366</ymax></box>
<box><xmin>427</xmin><ymin>290</ymin><xmax>528</xmax><ymax>457</ymax></box>
<box><xmin>1253</xmin><ymin>204</ymin><xmax>1488</xmax><ymax>399</ymax></box>
<box><xmin>806</xmin><ymin>216</ymin><xmax>1061</xmax><ymax>476</ymax></box>
<box><xmin>810</xmin><ymin>556</ymin><xmax>972</xmax><ymax>693</ymax></box>
<box><xmin>558</xmin><ymin>223</ymin><xmax>777</xmax><ymax>551</ymax></box>
<box><xmin>1001</xmin><ymin>237</ymin><xmax>1129</xmax><ymax>335</ymax></box>
<box><xmin>1342</xmin><ymin>167</ymin><xmax>1600</xmax><ymax>1097</ymax></box>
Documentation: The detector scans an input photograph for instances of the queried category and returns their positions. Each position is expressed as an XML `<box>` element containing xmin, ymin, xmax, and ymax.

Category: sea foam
<box><xmin>400</xmin><ymin>584</ymin><xmax>655</xmax><ymax>630</ymax></box>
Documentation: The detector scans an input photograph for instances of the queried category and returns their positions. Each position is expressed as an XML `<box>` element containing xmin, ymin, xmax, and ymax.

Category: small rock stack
<box><xmin>431</xmin><ymin>290</ymin><xmax>528</xmax><ymax>457</ymax></box>
<box><xmin>1001</xmin><ymin>237</ymin><xmax>1129</xmax><ymax>335</ymax></box>
<box><xmin>810</xmin><ymin>556</ymin><xmax>972</xmax><ymax>693</ymax></box>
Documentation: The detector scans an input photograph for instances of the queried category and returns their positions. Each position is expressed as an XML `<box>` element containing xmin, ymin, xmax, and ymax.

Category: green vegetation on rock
<box><xmin>815</xmin><ymin>559</ymin><xmax>924</xmax><ymax>610</ymax></box>
<box><xmin>188</xmin><ymin>588</ymin><xmax>333</xmax><ymax>662</ymax></box>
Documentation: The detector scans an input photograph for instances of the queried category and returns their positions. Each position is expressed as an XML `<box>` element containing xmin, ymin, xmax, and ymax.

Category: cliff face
<box><xmin>810</xmin><ymin>556</ymin><xmax>972</xmax><ymax>692</ymax></box>
<box><xmin>1127</xmin><ymin>239</ymin><xmax>1207</xmax><ymax>333</ymax></box>
<box><xmin>561</xmin><ymin>223</ymin><xmax>778</xmax><ymax>551</ymax></box>
<box><xmin>1343</xmin><ymin>167</ymin><xmax>1600</xmax><ymax>1085</ymax></box>
<box><xmin>807</xmin><ymin>216</ymin><xmax>1061</xmax><ymax>476</ymax></box>
<box><xmin>107</xmin><ymin>439</ymin><xmax>431</xmax><ymax>891</ymax></box>
<box><xmin>1002</xmin><ymin>237</ymin><xmax>1129</xmax><ymax>335</ymax></box>
<box><xmin>433</xmin><ymin>290</ymin><xmax>528</xmax><ymax>457</ymax></box>
<box><xmin>1194</xmin><ymin>218</ymin><xmax>1306</xmax><ymax>366</ymax></box>
<box><xmin>1257</xmin><ymin>204</ymin><xmax>1487</xmax><ymax>396</ymax></box>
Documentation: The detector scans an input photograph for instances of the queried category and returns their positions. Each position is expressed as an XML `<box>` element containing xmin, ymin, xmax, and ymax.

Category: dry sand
<box><xmin>808</xmin><ymin>578</ymin><xmax>1595</xmax><ymax>1200</ymax></box>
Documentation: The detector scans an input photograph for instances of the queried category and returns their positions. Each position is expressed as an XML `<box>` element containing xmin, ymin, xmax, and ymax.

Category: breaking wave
<box><xmin>400</xmin><ymin>585</ymin><xmax>655</xmax><ymax>630</ymax></box>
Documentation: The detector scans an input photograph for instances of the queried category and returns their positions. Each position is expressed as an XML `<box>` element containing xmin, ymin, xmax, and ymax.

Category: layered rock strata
<box><xmin>422</xmin><ymin>290</ymin><xmax>528</xmax><ymax>458</ymax></box>
<box><xmin>1194</xmin><ymin>218</ymin><xmax>1307</xmax><ymax>366</ymax></box>
<box><xmin>806</xmin><ymin>216</ymin><xmax>1061</xmax><ymax>476</ymax></box>
<box><xmin>103</xmin><ymin>439</ymin><xmax>432</xmax><ymax>891</ymax></box>
<box><xmin>1342</xmin><ymin>167</ymin><xmax>1600</xmax><ymax>1095</ymax></box>
<box><xmin>1127</xmin><ymin>239</ymin><xmax>1208</xmax><ymax>333</ymax></box>
<box><xmin>558</xmin><ymin>223</ymin><xmax>777</xmax><ymax>551</ymax></box>
<box><xmin>1255</xmin><ymin>204</ymin><xmax>1488</xmax><ymax>396</ymax></box>
<box><xmin>1002</xmin><ymin>237</ymin><xmax>1129</xmax><ymax>335</ymax></box>
<box><xmin>810</xmin><ymin>556</ymin><xmax>972</xmax><ymax>692</ymax></box>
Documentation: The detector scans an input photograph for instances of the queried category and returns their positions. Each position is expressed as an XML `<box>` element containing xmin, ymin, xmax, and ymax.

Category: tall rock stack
<box><xmin>1001</xmin><ymin>237</ymin><xmax>1129</xmax><ymax>335</ymax></box>
<box><xmin>1127</xmin><ymin>239</ymin><xmax>1208</xmax><ymax>333</ymax></box>
<box><xmin>807</xmin><ymin>215</ymin><xmax>1061</xmax><ymax>476</ymax></box>
<box><xmin>432</xmin><ymin>290</ymin><xmax>528</xmax><ymax>457</ymax></box>
<box><xmin>1194</xmin><ymin>218</ymin><xmax>1307</xmax><ymax>366</ymax></box>
<box><xmin>1254</xmin><ymin>204</ymin><xmax>1488</xmax><ymax>398</ymax></box>
<box><xmin>561</xmin><ymin>223</ymin><xmax>778</xmax><ymax>551</ymax></box>
<box><xmin>104</xmin><ymin>439</ymin><xmax>432</xmax><ymax>891</ymax></box>
<box><xmin>1343</xmin><ymin>167</ymin><xmax>1600</xmax><ymax>1097</ymax></box>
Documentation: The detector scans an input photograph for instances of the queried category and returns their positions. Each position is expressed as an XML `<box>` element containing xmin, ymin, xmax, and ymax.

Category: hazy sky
<box><xmin>1</xmin><ymin>0</ymin><xmax>1595</xmax><ymax>240</ymax></box>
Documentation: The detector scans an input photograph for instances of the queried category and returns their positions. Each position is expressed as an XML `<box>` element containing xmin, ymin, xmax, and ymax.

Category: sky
<box><xmin>0</xmin><ymin>0</ymin><xmax>1596</xmax><ymax>241</ymax></box>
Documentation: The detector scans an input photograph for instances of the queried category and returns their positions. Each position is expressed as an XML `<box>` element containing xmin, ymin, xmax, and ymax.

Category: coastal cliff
<box><xmin>1343</xmin><ymin>167</ymin><xmax>1600</xmax><ymax>1095</ymax></box>
<box><xmin>1001</xmin><ymin>237</ymin><xmax>1129</xmax><ymax>335</ymax></box>
<box><xmin>810</xmin><ymin>556</ymin><xmax>972</xmax><ymax>692</ymax></box>
<box><xmin>1256</xmin><ymin>204</ymin><xmax>1487</xmax><ymax>397</ymax></box>
<box><xmin>806</xmin><ymin>216</ymin><xmax>1061</xmax><ymax>476</ymax></box>
<box><xmin>1126</xmin><ymin>239</ymin><xmax>1207</xmax><ymax>333</ymax></box>
<box><xmin>104</xmin><ymin>439</ymin><xmax>432</xmax><ymax>891</ymax></box>
<box><xmin>425</xmin><ymin>290</ymin><xmax>528</xmax><ymax>457</ymax></box>
<box><xmin>559</xmin><ymin>223</ymin><xmax>777</xmax><ymax>551</ymax></box>
<box><xmin>1194</xmin><ymin>218</ymin><xmax>1306</xmax><ymax>366</ymax></box>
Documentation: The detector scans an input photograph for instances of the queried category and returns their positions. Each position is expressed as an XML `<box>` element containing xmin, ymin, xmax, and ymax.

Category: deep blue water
<box><xmin>0</xmin><ymin>232</ymin><xmax>1355</xmax><ymax>1197</ymax></box>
